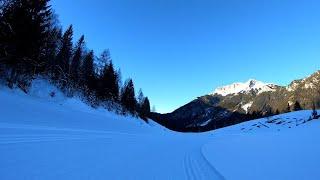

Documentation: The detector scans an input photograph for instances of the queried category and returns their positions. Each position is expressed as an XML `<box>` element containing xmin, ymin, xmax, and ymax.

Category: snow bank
<box><xmin>28</xmin><ymin>77</ymin><xmax>65</xmax><ymax>102</ymax></box>
<box><xmin>0</xmin><ymin>80</ymin><xmax>159</xmax><ymax>134</ymax></box>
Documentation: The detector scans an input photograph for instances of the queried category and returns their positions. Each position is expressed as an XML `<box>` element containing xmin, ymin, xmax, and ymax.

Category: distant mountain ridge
<box><xmin>150</xmin><ymin>70</ymin><xmax>320</xmax><ymax>132</ymax></box>
<box><xmin>212</xmin><ymin>79</ymin><xmax>278</xmax><ymax>96</ymax></box>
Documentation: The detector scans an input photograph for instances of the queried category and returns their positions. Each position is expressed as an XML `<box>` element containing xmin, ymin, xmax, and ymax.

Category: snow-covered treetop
<box><xmin>212</xmin><ymin>79</ymin><xmax>277</xmax><ymax>96</ymax></box>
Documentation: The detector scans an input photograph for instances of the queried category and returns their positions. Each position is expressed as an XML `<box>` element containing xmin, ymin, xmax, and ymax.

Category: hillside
<box><xmin>1</xmin><ymin>83</ymin><xmax>320</xmax><ymax>179</ymax></box>
<box><xmin>151</xmin><ymin>71</ymin><xmax>320</xmax><ymax>132</ymax></box>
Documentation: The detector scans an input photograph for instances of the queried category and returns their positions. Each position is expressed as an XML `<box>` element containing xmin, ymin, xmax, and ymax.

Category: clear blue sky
<box><xmin>51</xmin><ymin>0</ymin><xmax>320</xmax><ymax>113</ymax></box>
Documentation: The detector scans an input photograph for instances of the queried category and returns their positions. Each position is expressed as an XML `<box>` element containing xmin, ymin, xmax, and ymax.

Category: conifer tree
<box><xmin>106</xmin><ymin>61</ymin><xmax>119</xmax><ymax>101</ymax></box>
<box><xmin>251</xmin><ymin>111</ymin><xmax>257</xmax><ymax>119</ymax></box>
<box><xmin>140</xmin><ymin>97</ymin><xmax>150</xmax><ymax>121</ymax></box>
<box><xmin>81</xmin><ymin>50</ymin><xmax>95</xmax><ymax>93</ymax></box>
<box><xmin>312</xmin><ymin>102</ymin><xmax>318</xmax><ymax>119</ymax></box>
<box><xmin>97</xmin><ymin>49</ymin><xmax>111</xmax><ymax>68</ymax></box>
<box><xmin>293</xmin><ymin>101</ymin><xmax>302</xmax><ymax>111</ymax></box>
<box><xmin>44</xmin><ymin>26</ymin><xmax>62</xmax><ymax>75</ymax></box>
<box><xmin>137</xmin><ymin>88</ymin><xmax>144</xmax><ymax>110</ymax></box>
<box><xmin>0</xmin><ymin>0</ymin><xmax>53</xmax><ymax>83</ymax></box>
<box><xmin>55</xmin><ymin>25</ymin><xmax>73</xmax><ymax>83</ymax></box>
<box><xmin>70</xmin><ymin>35</ymin><xmax>85</xmax><ymax>89</ymax></box>
<box><xmin>97</xmin><ymin>51</ymin><xmax>119</xmax><ymax>102</ymax></box>
<box><xmin>121</xmin><ymin>79</ymin><xmax>136</xmax><ymax>114</ymax></box>
<box><xmin>116</xmin><ymin>68</ymin><xmax>122</xmax><ymax>90</ymax></box>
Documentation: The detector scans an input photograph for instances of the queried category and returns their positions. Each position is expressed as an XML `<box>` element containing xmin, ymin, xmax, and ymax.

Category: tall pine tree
<box><xmin>140</xmin><ymin>97</ymin><xmax>150</xmax><ymax>121</ymax></box>
<box><xmin>44</xmin><ymin>26</ymin><xmax>62</xmax><ymax>75</ymax></box>
<box><xmin>137</xmin><ymin>89</ymin><xmax>144</xmax><ymax>106</ymax></box>
<box><xmin>55</xmin><ymin>25</ymin><xmax>73</xmax><ymax>83</ymax></box>
<box><xmin>293</xmin><ymin>101</ymin><xmax>302</xmax><ymax>111</ymax></box>
<box><xmin>70</xmin><ymin>35</ymin><xmax>85</xmax><ymax>89</ymax></box>
<box><xmin>136</xmin><ymin>88</ymin><xmax>145</xmax><ymax>115</ymax></box>
<box><xmin>0</xmin><ymin>0</ymin><xmax>53</xmax><ymax>84</ymax></box>
<box><xmin>81</xmin><ymin>50</ymin><xmax>95</xmax><ymax>93</ymax></box>
<box><xmin>121</xmin><ymin>79</ymin><xmax>136</xmax><ymax>114</ymax></box>
<box><xmin>98</xmin><ymin>60</ymin><xmax>119</xmax><ymax>102</ymax></box>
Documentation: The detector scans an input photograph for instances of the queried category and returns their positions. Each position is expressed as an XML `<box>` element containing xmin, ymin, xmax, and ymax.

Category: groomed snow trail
<box><xmin>0</xmin><ymin>122</ymin><xmax>223</xmax><ymax>180</ymax></box>
<box><xmin>183</xmin><ymin>147</ymin><xmax>225</xmax><ymax>180</ymax></box>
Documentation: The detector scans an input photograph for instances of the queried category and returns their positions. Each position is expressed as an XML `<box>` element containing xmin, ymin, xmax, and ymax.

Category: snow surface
<box><xmin>241</xmin><ymin>101</ymin><xmax>253</xmax><ymax>113</ymax></box>
<box><xmin>212</xmin><ymin>79</ymin><xmax>277</xmax><ymax>96</ymax></box>
<box><xmin>203</xmin><ymin>111</ymin><xmax>320</xmax><ymax>180</ymax></box>
<box><xmin>1</xmin><ymin>82</ymin><xmax>320</xmax><ymax>180</ymax></box>
<box><xmin>200</xmin><ymin>118</ymin><xmax>212</xmax><ymax>127</ymax></box>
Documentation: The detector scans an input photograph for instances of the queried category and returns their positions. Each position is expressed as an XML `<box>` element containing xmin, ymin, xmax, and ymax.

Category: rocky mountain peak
<box><xmin>212</xmin><ymin>79</ymin><xmax>277</xmax><ymax>96</ymax></box>
<box><xmin>287</xmin><ymin>70</ymin><xmax>320</xmax><ymax>91</ymax></box>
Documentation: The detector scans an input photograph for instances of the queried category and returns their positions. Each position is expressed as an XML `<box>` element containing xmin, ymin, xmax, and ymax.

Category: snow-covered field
<box><xmin>203</xmin><ymin>112</ymin><xmax>320</xmax><ymax>180</ymax></box>
<box><xmin>1</xmin><ymin>81</ymin><xmax>319</xmax><ymax>180</ymax></box>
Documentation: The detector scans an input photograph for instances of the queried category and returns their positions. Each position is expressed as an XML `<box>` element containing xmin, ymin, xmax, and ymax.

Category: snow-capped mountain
<box><xmin>151</xmin><ymin>70</ymin><xmax>320</xmax><ymax>132</ymax></box>
<box><xmin>213</xmin><ymin>79</ymin><xmax>277</xmax><ymax>96</ymax></box>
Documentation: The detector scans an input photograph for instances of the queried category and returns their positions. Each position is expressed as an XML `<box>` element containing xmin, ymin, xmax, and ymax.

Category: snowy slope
<box><xmin>202</xmin><ymin>111</ymin><xmax>320</xmax><ymax>180</ymax></box>
<box><xmin>0</xmin><ymin>81</ymin><xmax>320</xmax><ymax>180</ymax></box>
<box><xmin>0</xmin><ymin>84</ymin><xmax>222</xmax><ymax>180</ymax></box>
<box><xmin>212</xmin><ymin>79</ymin><xmax>277</xmax><ymax>96</ymax></box>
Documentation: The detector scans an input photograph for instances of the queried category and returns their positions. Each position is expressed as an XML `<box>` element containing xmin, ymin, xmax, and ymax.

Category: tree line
<box><xmin>0</xmin><ymin>0</ymin><xmax>151</xmax><ymax>121</ymax></box>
